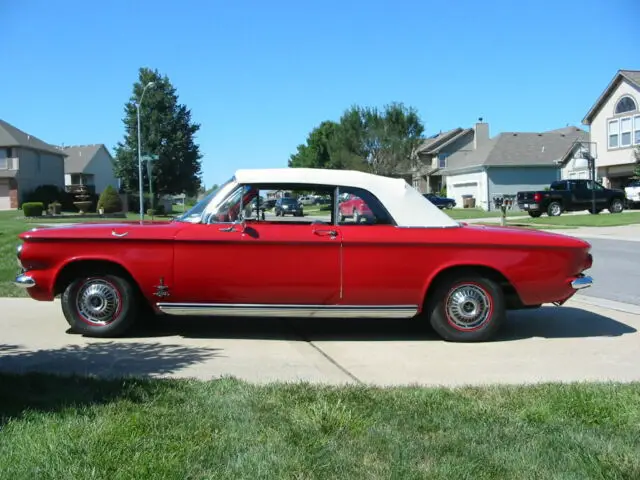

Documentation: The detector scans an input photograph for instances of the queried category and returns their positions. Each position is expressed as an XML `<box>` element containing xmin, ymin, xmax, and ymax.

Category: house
<box><xmin>440</xmin><ymin>123</ymin><xmax>587</xmax><ymax>211</ymax></box>
<box><xmin>581</xmin><ymin>69</ymin><xmax>640</xmax><ymax>189</ymax></box>
<box><xmin>0</xmin><ymin>119</ymin><xmax>66</xmax><ymax>210</ymax></box>
<box><xmin>62</xmin><ymin>144</ymin><xmax>119</xmax><ymax>194</ymax></box>
<box><xmin>409</xmin><ymin>126</ymin><xmax>477</xmax><ymax>194</ymax></box>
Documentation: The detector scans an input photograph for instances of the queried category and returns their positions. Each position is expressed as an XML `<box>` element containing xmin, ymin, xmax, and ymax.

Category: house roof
<box><xmin>582</xmin><ymin>69</ymin><xmax>640</xmax><ymax>125</ymax></box>
<box><xmin>0</xmin><ymin>119</ymin><xmax>66</xmax><ymax>157</ymax></box>
<box><xmin>62</xmin><ymin>144</ymin><xmax>108</xmax><ymax>173</ymax></box>
<box><xmin>416</xmin><ymin>128</ymin><xmax>465</xmax><ymax>154</ymax></box>
<box><xmin>445</xmin><ymin>126</ymin><xmax>588</xmax><ymax>174</ymax></box>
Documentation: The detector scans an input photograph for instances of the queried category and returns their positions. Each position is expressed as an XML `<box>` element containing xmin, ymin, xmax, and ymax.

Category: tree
<box><xmin>113</xmin><ymin>67</ymin><xmax>203</xmax><ymax>198</ymax></box>
<box><xmin>97</xmin><ymin>185</ymin><xmax>123</xmax><ymax>213</ymax></box>
<box><xmin>288</xmin><ymin>102</ymin><xmax>424</xmax><ymax>176</ymax></box>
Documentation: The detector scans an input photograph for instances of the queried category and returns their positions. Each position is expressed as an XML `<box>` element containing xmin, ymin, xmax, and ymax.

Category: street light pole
<box><xmin>136</xmin><ymin>81</ymin><xmax>155</xmax><ymax>221</ymax></box>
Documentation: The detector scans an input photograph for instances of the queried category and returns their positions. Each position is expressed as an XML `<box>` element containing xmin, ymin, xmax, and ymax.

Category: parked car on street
<box><xmin>274</xmin><ymin>197</ymin><xmax>304</xmax><ymax>216</ymax></box>
<box><xmin>625</xmin><ymin>179</ymin><xmax>640</xmax><ymax>208</ymax></box>
<box><xmin>423</xmin><ymin>193</ymin><xmax>456</xmax><ymax>209</ymax></box>
<box><xmin>517</xmin><ymin>179</ymin><xmax>626</xmax><ymax>217</ymax></box>
<box><xmin>15</xmin><ymin>168</ymin><xmax>593</xmax><ymax>342</ymax></box>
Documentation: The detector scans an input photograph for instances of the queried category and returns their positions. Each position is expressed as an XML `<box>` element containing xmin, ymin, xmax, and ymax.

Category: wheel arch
<box><xmin>422</xmin><ymin>264</ymin><xmax>524</xmax><ymax>311</ymax></box>
<box><xmin>53</xmin><ymin>258</ymin><xmax>143</xmax><ymax>298</ymax></box>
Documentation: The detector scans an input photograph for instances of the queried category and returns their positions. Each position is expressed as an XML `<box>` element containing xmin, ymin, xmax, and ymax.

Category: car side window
<box><xmin>241</xmin><ymin>186</ymin><xmax>334</xmax><ymax>224</ymax></box>
<box><xmin>337</xmin><ymin>187</ymin><xmax>394</xmax><ymax>225</ymax></box>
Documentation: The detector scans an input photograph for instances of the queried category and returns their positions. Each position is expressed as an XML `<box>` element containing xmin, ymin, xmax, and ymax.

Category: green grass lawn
<box><xmin>0</xmin><ymin>374</ymin><xmax>638</xmax><ymax>479</ymax></box>
<box><xmin>520</xmin><ymin>211</ymin><xmax>640</xmax><ymax>227</ymax></box>
<box><xmin>474</xmin><ymin>222</ymin><xmax>577</xmax><ymax>230</ymax></box>
<box><xmin>445</xmin><ymin>208</ymin><xmax>503</xmax><ymax>220</ymax></box>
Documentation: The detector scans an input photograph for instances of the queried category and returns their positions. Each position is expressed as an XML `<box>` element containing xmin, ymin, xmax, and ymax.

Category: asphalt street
<box><xmin>576</xmin><ymin>237</ymin><xmax>640</xmax><ymax>306</ymax></box>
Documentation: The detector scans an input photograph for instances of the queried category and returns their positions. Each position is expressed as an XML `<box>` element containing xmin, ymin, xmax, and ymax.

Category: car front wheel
<box><xmin>426</xmin><ymin>274</ymin><xmax>505</xmax><ymax>342</ymax></box>
<box><xmin>61</xmin><ymin>273</ymin><xmax>139</xmax><ymax>337</ymax></box>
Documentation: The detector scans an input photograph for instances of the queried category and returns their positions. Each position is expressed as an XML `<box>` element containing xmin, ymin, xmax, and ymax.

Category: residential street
<box><xmin>577</xmin><ymin>238</ymin><xmax>640</xmax><ymax>306</ymax></box>
<box><xmin>1</xmin><ymin>295</ymin><xmax>638</xmax><ymax>386</ymax></box>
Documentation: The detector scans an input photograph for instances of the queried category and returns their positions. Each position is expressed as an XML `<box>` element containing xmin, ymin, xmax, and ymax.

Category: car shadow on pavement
<box><xmin>0</xmin><ymin>341</ymin><xmax>222</xmax><ymax>378</ymax></box>
<box><xmin>131</xmin><ymin>305</ymin><xmax>636</xmax><ymax>342</ymax></box>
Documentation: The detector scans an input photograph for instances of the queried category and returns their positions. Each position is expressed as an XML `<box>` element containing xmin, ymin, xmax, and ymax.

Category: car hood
<box><xmin>19</xmin><ymin>220</ymin><xmax>185</xmax><ymax>242</ymax></box>
<box><xmin>459</xmin><ymin>222</ymin><xmax>591</xmax><ymax>249</ymax></box>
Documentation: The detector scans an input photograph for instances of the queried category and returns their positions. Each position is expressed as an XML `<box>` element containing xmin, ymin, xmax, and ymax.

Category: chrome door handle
<box><xmin>313</xmin><ymin>229</ymin><xmax>338</xmax><ymax>237</ymax></box>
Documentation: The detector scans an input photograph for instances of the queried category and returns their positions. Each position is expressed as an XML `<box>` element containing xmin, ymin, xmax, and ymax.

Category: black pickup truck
<box><xmin>517</xmin><ymin>179</ymin><xmax>626</xmax><ymax>217</ymax></box>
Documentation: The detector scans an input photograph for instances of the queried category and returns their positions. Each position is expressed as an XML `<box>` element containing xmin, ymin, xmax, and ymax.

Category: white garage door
<box><xmin>451</xmin><ymin>181</ymin><xmax>479</xmax><ymax>206</ymax></box>
<box><xmin>0</xmin><ymin>180</ymin><xmax>11</xmax><ymax>210</ymax></box>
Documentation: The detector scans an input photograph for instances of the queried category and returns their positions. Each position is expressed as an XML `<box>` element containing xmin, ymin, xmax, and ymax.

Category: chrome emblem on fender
<box><xmin>154</xmin><ymin>277</ymin><xmax>170</xmax><ymax>298</ymax></box>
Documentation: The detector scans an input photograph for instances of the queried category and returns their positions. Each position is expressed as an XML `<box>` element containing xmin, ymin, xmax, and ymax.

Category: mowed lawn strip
<box><xmin>519</xmin><ymin>211</ymin><xmax>640</xmax><ymax>227</ymax></box>
<box><xmin>0</xmin><ymin>374</ymin><xmax>639</xmax><ymax>479</ymax></box>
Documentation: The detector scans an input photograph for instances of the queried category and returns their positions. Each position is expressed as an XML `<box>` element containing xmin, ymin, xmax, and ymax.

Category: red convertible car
<box><xmin>14</xmin><ymin>168</ymin><xmax>593</xmax><ymax>342</ymax></box>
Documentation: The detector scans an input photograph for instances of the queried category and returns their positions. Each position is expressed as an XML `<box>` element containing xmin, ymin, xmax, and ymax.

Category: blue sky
<box><xmin>3</xmin><ymin>0</ymin><xmax>639</xmax><ymax>189</ymax></box>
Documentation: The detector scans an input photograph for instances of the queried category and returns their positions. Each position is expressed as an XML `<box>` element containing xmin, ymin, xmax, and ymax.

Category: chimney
<box><xmin>474</xmin><ymin>117</ymin><xmax>489</xmax><ymax>150</ymax></box>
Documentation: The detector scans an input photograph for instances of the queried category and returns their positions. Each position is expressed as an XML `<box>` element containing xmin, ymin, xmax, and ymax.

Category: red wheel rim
<box><xmin>444</xmin><ymin>282</ymin><xmax>494</xmax><ymax>331</ymax></box>
<box><xmin>75</xmin><ymin>277</ymin><xmax>123</xmax><ymax>326</ymax></box>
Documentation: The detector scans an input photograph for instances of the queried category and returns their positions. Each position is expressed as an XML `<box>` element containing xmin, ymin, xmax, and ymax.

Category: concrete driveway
<box><xmin>1</xmin><ymin>296</ymin><xmax>638</xmax><ymax>386</ymax></box>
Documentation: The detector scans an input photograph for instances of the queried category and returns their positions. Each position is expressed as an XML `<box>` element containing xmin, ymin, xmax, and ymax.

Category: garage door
<box><xmin>0</xmin><ymin>180</ymin><xmax>11</xmax><ymax>210</ymax></box>
<box><xmin>451</xmin><ymin>181</ymin><xmax>478</xmax><ymax>206</ymax></box>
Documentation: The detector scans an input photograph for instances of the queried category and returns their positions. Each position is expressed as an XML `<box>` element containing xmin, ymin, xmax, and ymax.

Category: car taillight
<box><xmin>533</xmin><ymin>193</ymin><xmax>542</xmax><ymax>203</ymax></box>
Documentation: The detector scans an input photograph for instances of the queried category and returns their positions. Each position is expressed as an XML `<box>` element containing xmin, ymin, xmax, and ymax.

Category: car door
<box><xmin>238</xmin><ymin>221</ymin><xmax>342</xmax><ymax>305</ymax></box>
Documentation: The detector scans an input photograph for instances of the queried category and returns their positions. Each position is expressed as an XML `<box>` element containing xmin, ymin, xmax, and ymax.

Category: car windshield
<box><xmin>174</xmin><ymin>177</ymin><xmax>236</xmax><ymax>223</ymax></box>
<box><xmin>280</xmin><ymin>198</ymin><xmax>298</xmax><ymax>204</ymax></box>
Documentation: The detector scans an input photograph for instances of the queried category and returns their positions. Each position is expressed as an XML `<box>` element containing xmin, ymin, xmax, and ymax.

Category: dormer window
<box><xmin>438</xmin><ymin>153</ymin><xmax>448</xmax><ymax>169</ymax></box>
<box><xmin>615</xmin><ymin>96</ymin><xmax>637</xmax><ymax>114</ymax></box>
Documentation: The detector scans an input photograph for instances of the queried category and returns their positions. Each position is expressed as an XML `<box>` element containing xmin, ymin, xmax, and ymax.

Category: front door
<box><xmin>172</xmin><ymin>183</ymin><xmax>342</xmax><ymax>306</ymax></box>
<box><xmin>237</xmin><ymin>221</ymin><xmax>342</xmax><ymax>305</ymax></box>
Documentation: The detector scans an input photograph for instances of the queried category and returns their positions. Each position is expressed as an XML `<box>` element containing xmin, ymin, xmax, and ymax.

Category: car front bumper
<box><xmin>14</xmin><ymin>272</ymin><xmax>36</xmax><ymax>288</ymax></box>
<box><xmin>571</xmin><ymin>275</ymin><xmax>592</xmax><ymax>290</ymax></box>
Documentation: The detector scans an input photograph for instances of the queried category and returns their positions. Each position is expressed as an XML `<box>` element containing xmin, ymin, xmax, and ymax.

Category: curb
<box><xmin>572</xmin><ymin>294</ymin><xmax>640</xmax><ymax>316</ymax></box>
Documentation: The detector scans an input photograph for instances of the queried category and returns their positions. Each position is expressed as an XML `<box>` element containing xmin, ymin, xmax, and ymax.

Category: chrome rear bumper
<box><xmin>14</xmin><ymin>273</ymin><xmax>36</xmax><ymax>288</ymax></box>
<box><xmin>571</xmin><ymin>275</ymin><xmax>593</xmax><ymax>290</ymax></box>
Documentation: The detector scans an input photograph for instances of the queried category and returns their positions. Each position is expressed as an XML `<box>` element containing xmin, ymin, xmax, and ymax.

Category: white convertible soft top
<box><xmin>234</xmin><ymin>168</ymin><xmax>459</xmax><ymax>228</ymax></box>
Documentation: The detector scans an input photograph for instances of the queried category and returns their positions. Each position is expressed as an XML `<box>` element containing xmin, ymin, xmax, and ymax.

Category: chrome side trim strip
<box><xmin>571</xmin><ymin>275</ymin><xmax>593</xmax><ymax>290</ymax></box>
<box><xmin>14</xmin><ymin>273</ymin><xmax>36</xmax><ymax>288</ymax></box>
<box><xmin>156</xmin><ymin>303</ymin><xmax>418</xmax><ymax>318</ymax></box>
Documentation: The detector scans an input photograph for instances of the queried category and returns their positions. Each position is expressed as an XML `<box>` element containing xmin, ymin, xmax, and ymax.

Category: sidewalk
<box><xmin>542</xmin><ymin>225</ymin><xmax>640</xmax><ymax>242</ymax></box>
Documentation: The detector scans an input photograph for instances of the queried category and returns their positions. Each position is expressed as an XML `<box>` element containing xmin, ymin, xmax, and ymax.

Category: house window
<box><xmin>438</xmin><ymin>153</ymin><xmax>448</xmax><ymax>169</ymax></box>
<box><xmin>620</xmin><ymin>117</ymin><xmax>632</xmax><ymax>147</ymax></box>
<box><xmin>615</xmin><ymin>96</ymin><xmax>637</xmax><ymax>114</ymax></box>
<box><xmin>608</xmin><ymin>120</ymin><xmax>619</xmax><ymax>148</ymax></box>
<box><xmin>0</xmin><ymin>148</ymin><xmax>7</xmax><ymax>169</ymax></box>
<box><xmin>635</xmin><ymin>115</ymin><xmax>640</xmax><ymax>145</ymax></box>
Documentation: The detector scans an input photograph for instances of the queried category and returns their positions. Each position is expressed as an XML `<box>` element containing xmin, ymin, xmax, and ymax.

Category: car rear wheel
<box><xmin>426</xmin><ymin>274</ymin><xmax>505</xmax><ymax>342</ymax></box>
<box><xmin>61</xmin><ymin>274</ymin><xmax>139</xmax><ymax>337</ymax></box>
<box><xmin>446</xmin><ymin>202</ymin><xmax>454</xmax><ymax>209</ymax></box>
<box><xmin>609</xmin><ymin>198</ymin><xmax>624</xmax><ymax>214</ymax></box>
<box><xmin>547</xmin><ymin>201</ymin><xmax>562</xmax><ymax>216</ymax></box>
<box><xmin>528</xmin><ymin>211</ymin><xmax>542</xmax><ymax>218</ymax></box>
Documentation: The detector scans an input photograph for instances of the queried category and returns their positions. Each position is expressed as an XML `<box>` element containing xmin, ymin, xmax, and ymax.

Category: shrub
<box><xmin>23</xmin><ymin>202</ymin><xmax>44</xmax><ymax>217</ymax></box>
<box><xmin>147</xmin><ymin>208</ymin><xmax>156</xmax><ymax>216</ymax></box>
<box><xmin>97</xmin><ymin>185</ymin><xmax>123</xmax><ymax>214</ymax></box>
<box><xmin>22</xmin><ymin>184</ymin><xmax>69</xmax><ymax>209</ymax></box>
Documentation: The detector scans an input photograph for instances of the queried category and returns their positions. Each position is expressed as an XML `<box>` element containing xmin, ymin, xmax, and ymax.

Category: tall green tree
<box><xmin>288</xmin><ymin>102</ymin><xmax>424</xmax><ymax>176</ymax></box>
<box><xmin>113</xmin><ymin>67</ymin><xmax>203</xmax><ymax>197</ymax></box>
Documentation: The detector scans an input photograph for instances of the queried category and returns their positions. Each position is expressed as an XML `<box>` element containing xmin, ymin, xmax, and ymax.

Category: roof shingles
<box><xmin>0</xmin><ymin>119</ymin><xmax>65</xmax><ymax>157</ymax></box>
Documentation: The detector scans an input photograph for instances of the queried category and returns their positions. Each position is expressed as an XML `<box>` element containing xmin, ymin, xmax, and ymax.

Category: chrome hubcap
<box><xmin>446</xmin><ymin>284</ymin><xmax>492</xmax><ymax>330</ymax></box>
<box><xmin>551</xmin><ymin>204</ymin><xmax>560</xmax><ymax>215</ymax></box>
<box><xmin>76</xmin><ymin>279</ymin><xmax>120</xmax><ymax>325</ymax></box>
